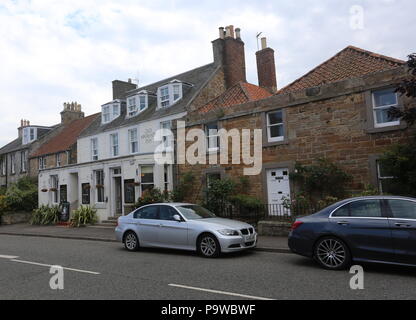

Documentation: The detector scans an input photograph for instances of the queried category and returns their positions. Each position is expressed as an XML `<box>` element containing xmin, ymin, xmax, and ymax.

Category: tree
<box><xmin>389</xmin><ymin>53</ymin><xmax>416</xmax><ymax>125</ymax></box>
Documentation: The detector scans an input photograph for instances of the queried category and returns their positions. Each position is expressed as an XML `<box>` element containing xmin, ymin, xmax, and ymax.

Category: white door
<box><xmin>266</xmin><ymin>168</ymin><xmax>291</xmax><ymax>216</ymax></box>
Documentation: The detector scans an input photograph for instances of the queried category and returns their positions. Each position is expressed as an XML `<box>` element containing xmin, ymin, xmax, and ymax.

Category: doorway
<box><xmin>266</xmin><ymin>168</ymin><xmax>291</xmax><ymax>216</ymax></box>
<box><xmin>113</xmin><ymin>176</ymin><xmax>122</xmax><ymax>216</ymax></box>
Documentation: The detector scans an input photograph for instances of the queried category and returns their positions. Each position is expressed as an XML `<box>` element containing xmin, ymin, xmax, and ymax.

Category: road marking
<box><xmin>10</xmin><ymin>259</ymin><xmax>100</xmax><ymax>275</ymax></box>
<box><xmin>0</xmin><ymin>255</ymin><xmax>19</xmax><ymax>259</ymax></box>
<box><xmin>168</xmin><ymin>284</ymin><xmax>274</xmax><ymax>301</ymax></box>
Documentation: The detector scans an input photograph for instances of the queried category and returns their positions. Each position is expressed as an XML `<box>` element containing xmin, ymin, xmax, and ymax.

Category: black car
<box><xmin>288</xmin><ymin>196</ymin><xmax>416</xmax><ymax>270</ymax></box>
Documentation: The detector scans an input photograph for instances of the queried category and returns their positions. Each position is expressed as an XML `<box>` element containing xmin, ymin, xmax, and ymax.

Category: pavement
<box><xmin>0</xmin><ymin>223</ymin><xmax>290</xmax><ymax>253</ymax></box>
<box><xmin>2</xmin><ymin>234</ymin><xmax>416</xmax><ymax>300</ymax></box>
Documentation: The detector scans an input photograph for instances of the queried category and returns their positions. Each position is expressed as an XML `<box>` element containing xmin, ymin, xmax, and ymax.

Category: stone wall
<box><xmin>177</xmin><ymin>67</ymin><xmax>415</xmax><ymax>204</ymax></box>
<box><xmin>1</xmin><ymin>211</ymin><xmax>32</xmax><ymax>225</ymax></box>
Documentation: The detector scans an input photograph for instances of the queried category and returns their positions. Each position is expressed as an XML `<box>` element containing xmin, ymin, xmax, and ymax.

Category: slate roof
<box><xmin>279</xmin><ymin>46</ymin><xmax>405</xmax><ymax>94</ymax></box>
<box><xmin>80</xmin><ymin>63</ymin><xmax>219</xmax><ymax>138</ymax></box>
<box><xmin>198</xmin><ymin>81</ymin><xmax>272</xmax><ymax>113</ymax></box>
<box><xmin>30</xmin><ymin>113</ymin><xmax>100</xmax><ymax>158</ymax></box>
<box><xmin>0</xmin><ymin>125</ymin><xmax>58</xmax><ymax>155</ymax></box>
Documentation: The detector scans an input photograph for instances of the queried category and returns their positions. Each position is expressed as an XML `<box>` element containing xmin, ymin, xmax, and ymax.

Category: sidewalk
<box><xmin>0</xmin><ymin>224</ymin><xmax>290</xmax><ymax>253</ymax></box>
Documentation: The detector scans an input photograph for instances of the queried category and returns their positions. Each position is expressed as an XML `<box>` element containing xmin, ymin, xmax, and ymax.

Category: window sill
<box><xmin>263</xmin><ymin>139</ymin><xmax>289</xmax><ymax>148</ymax></box>
<box><xmin>365</xmin><ymin>122</ymin><xmax>407</xmax><ymax>134</ymax></box>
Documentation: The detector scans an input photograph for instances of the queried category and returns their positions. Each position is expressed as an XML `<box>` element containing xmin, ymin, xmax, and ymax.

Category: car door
<box><xmin>157</xmin><ymin>205</ymin><xmax>189</xmax><ymax>249</ymax></box>
<box><xmin>330</xmin><ymin>199</ymin><xmax>394</xmax><ymax>262</ymax></box>
<box><xmin>385</xmin><ymin>198</ymin><xmax>416</xmax><ymax>265</ymax></box>
<box><xmin>133</xmin><ymin>205</ymin><xmax>160</xmax><ymax>246</ymax></box>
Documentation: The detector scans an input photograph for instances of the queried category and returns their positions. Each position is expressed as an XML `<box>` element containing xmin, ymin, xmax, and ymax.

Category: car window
<box><xmin>332</xmin><ymin>204</ymin><xmax>350</xmax><ymax>217</ymax></box>
<box><xmin>134</xmin><ymin>206</ymin><xmax>159</xmax><ymax>219</ymax></box>
<box><xmin>349</xmin><ymin>200</ymin><xmax>382</xmax><ymax>218</ymax></box>
<box><xmin>159</xmin><ymin>206</ymin><xmax>179</xmax><ymax>221</ymax></box>
<box><xmin>176</xmin><ymin>205</ymin><xmax>216</xmax><ymax>220</ymax></box>
<box><xmin>387</xmin><ymin>200</ymin><xmax>416</xmax><ymax>219</ymax></box>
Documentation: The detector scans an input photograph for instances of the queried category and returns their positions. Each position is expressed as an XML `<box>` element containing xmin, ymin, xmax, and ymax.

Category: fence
<box><xmin>213</xmin><ymin>203</ymin><xmax>323</xmax><ymax>225</ymax></box>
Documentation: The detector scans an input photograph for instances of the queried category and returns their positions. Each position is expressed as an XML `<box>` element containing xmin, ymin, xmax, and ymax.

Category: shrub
<box><xmin>354</xmin><ymin>184</ymin><xmax>381</xmax><ymax>197</ymax></box>
<box><xmin>229</xmin><ymin>194</ymin><xmax>264</xmax><ymax>216</ymax></box>
<box><xmin>5</xmin><ymin>177</ymin><xmax>38</xmax><ymax>212</ymax></box>
<box><xmin>70</xmin><ymin>206</ymin><xmax>98</xmax><ymax>228</ymax></box>
<box><xmin>204</xmin><ymin>178</ymin><xmax>236</xmax><ymax>213</ymax></box>
<box><xmin>171</xmin><ymin>172</ymin><xmax>195</xmax><ymax>202</ymax></box>
<box><xmin>30</xmin><ymin>205</ymin><xmax>60</xmax><ymax>225</ymax></box>
<box><xmin>134</xmin><ymin>188</ymin><xmax>169</xmax><ymax>209</ymax></box>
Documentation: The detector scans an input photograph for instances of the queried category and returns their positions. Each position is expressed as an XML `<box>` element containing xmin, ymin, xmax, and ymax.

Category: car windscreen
<box><xmin>176</xmin><ymin>205</ymin><xmax>216</xmax><ymax>220</ymax></box>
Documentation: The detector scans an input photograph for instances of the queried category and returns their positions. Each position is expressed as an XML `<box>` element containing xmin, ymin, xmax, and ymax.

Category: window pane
<box><xmin>373</xmin><ymin>89</ymin><xmax>397</xmax><ymax>107</ymax></box>
<box><xmin>349</xmin><ymin>200</ymin><xmax>382</xmax><ymax>218</ymax></box>
<box><xmin>388</xmin><ymin>200</ymin><xmax>416</xmax><ymax>219</ymax></box>
<box><xmin>332</xmin><ymin>204</ymin><xmax>350</xmax><ymax>217</ymax></box>
<box><xmin>135</xmin><ymin>206</ymin><xmax>159</xmax><ymax>219</ymax></box>
<box><xmin>375</xmin><ymin>108</ymin><xmax>398</xmax><ymax>124</ymax></box>
<box><xmin>268</xmin><ymin>111</ymin><xmax>283</xmax><ymax>125</ymax></box>
<box><xmin>159</xmin><ymin>206</ymin><xmax>178</xmax><ymax>221</ymax></box>
<box><xmin>82</xmin><ymin>184</ymin><xmax>90</xmax><ymax>204</ymax></box>
<box><xmin>269</xmin><ymin>124</ymin><xmax>284</xmax><ymax>138</ymax></box>
<box><xmin>124</xmin><ymin>179</ymin><xmax>135</xmax><ymax>204</ymax></box>
<box><xmin>141</xmin><ymin>166</ymin><xmax>154</xmax><ymax>184</ymax></box>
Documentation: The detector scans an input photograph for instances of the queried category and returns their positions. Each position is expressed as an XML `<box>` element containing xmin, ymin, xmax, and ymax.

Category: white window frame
<box><xmin>0</xmin><ymin>157</ymin><xmax>5</xmax><ymax>176</ymax></box>
<box><xmin>10</xmin><ymin>154</ymin><xmax>16</xmax><ymax>174</ymax></box>
<box><xmin>206</xmin><ymin>122</ymin><xmax>219</xmax><ymax>152</ymax></box>
<box><xmin>95</xmin><ymin>170</ymin><xmax>105</xmax><ymax>203</ymax></box>
<box><xmin>160</xmin><ymin>120</ymin><xmax>173</xmax><ymax>151</ymax></box>
<box><xmin>56</xmin><ymin>153</ymin><xmax>61</xmax><ymax>167</ymax></box>
<box><xmin>39</xmin><ymin>157</ymin><xmax>46</xmax><ymax>170</ymax></box>
<box><xmin>102</xmin><ymin>106</ymin><xmax>111</xmax><ymax>123</ymax></box>
<box><xmin>372</xmin><ymin>89</ymin><xmax>400</xmax><ymax>128</ymax></box>
<box><xmin>140</xmin><ymin>165</ymin><xmax>154</xmax><ymax>194</ymax></box>
<box><xmin>377</xmin><ymin>161</ymin><xmax>394</xmax><ymax>194</ymax></box>
<box><xmin>91</xmin><ymin>138</ymin><xmax>98</xmax><ymax>161</ymax></box>
<box><xmin>110</xmin><ymin>133</ymin><xmax>119</xmax><ymax>157</ymax></box>
<box><xmin>157</xmin><ymin>81</ymin><xmax>183</xmax><ymax>109</ymax></box>
<box><xmin>128</xmin><ymin>128</ymin><xmax>139</xmax><ymax>154</ymax></box>
<box><xmin>22</xmin><ymin>127</ymin><xmax>37</xmax><ymax>145</ymax></box>
<box><xmin>50</xmin><ymin>175</ymin><xmax>59</xmax><ymax>204</ymax></box>
<box><xmin>21</xmin><ymin>151</ymin><xmax>27</xmax><ymax>173</ymax></box>
<box><xmin>267</xmin><ymin>110</ymin><xmax>285</xmax><ymax>143</ymax></box>
<box><xmin>127</xmin><ymin>97</ymin><xmax>138</xmax><ymax>117</ymax></box>
<box><xmin>112</xmin><ymin>103</ymin><xmax>120</xmax><ymax>118</ymax></box>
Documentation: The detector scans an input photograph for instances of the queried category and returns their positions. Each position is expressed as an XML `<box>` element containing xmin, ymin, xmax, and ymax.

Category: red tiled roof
<box><xmin>199</xmin><ymin>82</ymin><xmax>272</xmax><ymax>113</ymax></box>
<box><xmin>278</xmin><ymin>46</ymin><xmax>405</xmax><ymax>94</ymax></box>
<box><xmin>30</xmin><ymin>113</ymin><xmax>100</xmax><ymax>157</ymax></box>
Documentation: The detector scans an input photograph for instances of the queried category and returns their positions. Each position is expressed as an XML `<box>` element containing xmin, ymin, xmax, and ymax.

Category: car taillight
<box><xmin>291</xmin><ymin>221</ymin><xmax>303</xmax><ymax>231</ymax></box>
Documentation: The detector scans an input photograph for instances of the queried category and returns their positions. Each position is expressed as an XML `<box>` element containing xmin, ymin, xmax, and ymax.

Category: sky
<box><xmin>0</xmin><ymin>0</ymin><xmax>414</xmax><ymax>147</ymax></box>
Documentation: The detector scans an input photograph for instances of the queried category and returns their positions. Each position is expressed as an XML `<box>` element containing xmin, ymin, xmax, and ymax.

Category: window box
<box><xmin>96</xmin><ymin>184</ymin><xmax>104</xmax><ymax>189</ymax></box>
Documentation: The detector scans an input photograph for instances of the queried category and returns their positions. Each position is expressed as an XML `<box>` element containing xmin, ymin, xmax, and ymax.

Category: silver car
<box><xmin>115</xmin><ymin>203</ymin><xmax>257</xmax><ymax>257</ymax></box>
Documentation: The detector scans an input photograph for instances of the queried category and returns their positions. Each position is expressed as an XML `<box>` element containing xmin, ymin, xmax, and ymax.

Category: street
<box><xmin>1</xmin><ymin>235</ymin><xmax>416</xmax><ymax>300</ymax></box>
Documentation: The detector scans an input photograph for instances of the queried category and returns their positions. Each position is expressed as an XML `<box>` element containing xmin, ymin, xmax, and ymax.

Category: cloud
<box><xmin>0</xmin><ymin>0</ymin><xmax>414</xmax><ymax>148</ymax></box>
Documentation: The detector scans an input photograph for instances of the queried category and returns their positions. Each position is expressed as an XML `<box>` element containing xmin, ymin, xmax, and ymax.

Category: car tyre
<box><xmin>124</xmin><ymin>231</ymin><xmax>140</xmax><ymax>252</ymax></box>
<box><xmin>198</xmin><ymin>233</ymin><xmax>220</xmax><ymax>258</ymax></box>
<box><xmin>314</xmin><ymin>236</ymin><xmax>351</xmax><ymax>270</ymax></box>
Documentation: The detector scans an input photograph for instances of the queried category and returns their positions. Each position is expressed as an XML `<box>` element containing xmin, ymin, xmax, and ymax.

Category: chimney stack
<box><xmin>212</xmin><ymin>25</ymin><xmax>247</xmax><ymax>88</ymax></box>
<box><xmin>256</xmin><ymin>37</ymin><xmax>277</xmax><ymax>93</ymax></box>
<box><xmin>112</xmin><ymin>80</ymin><xmax>138</xmax><ymax>100</ymax></box>
<box><xmin>61</xmin><ymin>101</ymin><xmax>84</xmax><ymax>125</ymax></box>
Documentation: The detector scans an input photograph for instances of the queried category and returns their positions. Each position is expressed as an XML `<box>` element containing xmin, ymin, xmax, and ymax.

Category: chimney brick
<box><xmin>112</xmin><ymin>80</ymin><xmax>138</xmax><ymax>100</ymax></box>
<box><xmin>256</xmin><ymin>45</ymin><xmax>277</xmax><ymax>93</ymax></box>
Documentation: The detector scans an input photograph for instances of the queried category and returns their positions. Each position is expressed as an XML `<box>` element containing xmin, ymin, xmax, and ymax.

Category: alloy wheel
<box><xmin>316</xmin><ymin>238</ymin><xmax>346</xmax><ymax>269</ymax></box>
<box><xmin>125</xmin><ymin>233</ymin><xmax>138</xmax><ymax>251</ymax></box>
<box><xmin>200</xmin><ymin>236</ymin><xmax>217</xmax><ymax>257</ymax></box>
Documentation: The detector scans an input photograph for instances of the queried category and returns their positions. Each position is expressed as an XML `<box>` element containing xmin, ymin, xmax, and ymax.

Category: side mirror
<box><xmin>173</xmin><ymin>214</ymin><xmax>182</xmax><ymax>222</ymax></box>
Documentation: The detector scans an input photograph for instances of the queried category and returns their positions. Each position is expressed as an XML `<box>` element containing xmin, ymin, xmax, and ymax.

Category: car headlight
<box><xmin>218</xmin><ymin>229</ymin><xmax>239</xmax><ymax>236</ymax></box>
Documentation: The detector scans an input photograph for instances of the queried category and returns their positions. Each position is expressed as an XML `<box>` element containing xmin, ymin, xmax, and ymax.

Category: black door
<box><xmin>330</xmin><ymin>199</ymin><xmax>394</xmax><ymax>262</ymax></box>
<box><xmin>386</xmin><ymin>199</ymin><xmax>416</xmax><ymax>265</ymax></box>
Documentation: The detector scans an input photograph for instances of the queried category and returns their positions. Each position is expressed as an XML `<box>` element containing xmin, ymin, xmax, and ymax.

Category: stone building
<box><xmin>178</xmin><ymin>42</ymin><xmax>415</xmax><ymax>213</ymax></box>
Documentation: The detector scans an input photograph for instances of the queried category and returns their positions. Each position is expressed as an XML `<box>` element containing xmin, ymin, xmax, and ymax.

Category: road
<box><xmin>1</xmin><ymin>234</ymin><xmax>416</xmax><ymax>300</ymax></box>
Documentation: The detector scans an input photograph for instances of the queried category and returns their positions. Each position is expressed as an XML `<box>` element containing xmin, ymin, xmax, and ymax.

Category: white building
<box><xmin>38</xmin><ymin>63</ymin><xmax>223</xmax><ymax>222</ymax></box>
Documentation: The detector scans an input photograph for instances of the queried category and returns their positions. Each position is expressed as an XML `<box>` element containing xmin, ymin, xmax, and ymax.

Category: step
<box><xmin>99</xmin><ymin>220</ymin><xmax>118</xmax><ymax>226</ymax></box>
<box><xmin>107</xmin><ymin>216</ymin><xmax>121</xmax><ymax>221</ymax></box>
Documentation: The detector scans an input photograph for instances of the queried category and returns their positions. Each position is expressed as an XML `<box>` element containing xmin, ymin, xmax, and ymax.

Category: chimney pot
<box><xmin>261</xmin><ymin>37</ymin><xmax>267</xmax><ymax>50</ymax></box>
<box><xmin>219</xmin><ymin>27</ymin><xmax>225</xmax><ymax>39</ymax></box>
<box><xmin>235</xmin><ymin>28</ymin><xmax>241</xmax><ymax>39</ymax></box>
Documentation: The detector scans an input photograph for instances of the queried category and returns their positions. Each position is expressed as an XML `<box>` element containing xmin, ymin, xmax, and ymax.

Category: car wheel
<box><xmin>314</xmin><ymin>237</ymin><xmax>351</xmax><ymax>270</ymax></box>
<box><xmin>124</xmin><ymin>231</ymin><xmax>140</xmax><ymax>252</ymax></box>
<box><xmin>198</xmin><ymin>234</ymin><xmax>220</xmax><ymax>258</ymax></box>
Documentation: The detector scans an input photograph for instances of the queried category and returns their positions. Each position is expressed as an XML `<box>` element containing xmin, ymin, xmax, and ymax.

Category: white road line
<box><xmin>0</xmin><ymin>255</ymin><xmax>19</xmax><ymax>259</ymax></box>
<box><xmin>168</xmin><ymin>284</ymin><xmax>274</xmax><ymax>301</ymax></box>
<box><xmin>10</xmin><ymin>259</ymin><xmax>101</xmax><ymax>275</ymax></box>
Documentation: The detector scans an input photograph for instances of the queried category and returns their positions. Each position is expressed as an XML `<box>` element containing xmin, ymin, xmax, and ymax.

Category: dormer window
<box><xmin>127</xmin><ymin>93</ymin><xmax>148</xmax><ymax>118</ymax></box>
<box><xmin>102</xmin><ymin>102</ymin><xmax>121</xmax><ymax>124</ymax></box>
<box><xmin>22</xmin><ymin>127</ymin><xmax>37</xmax><ymax>145</ymax></box>
<box><xmin>157</xmin><ymin>80</ymin><xmax>184</xmax><ymax>109</ymax></box>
